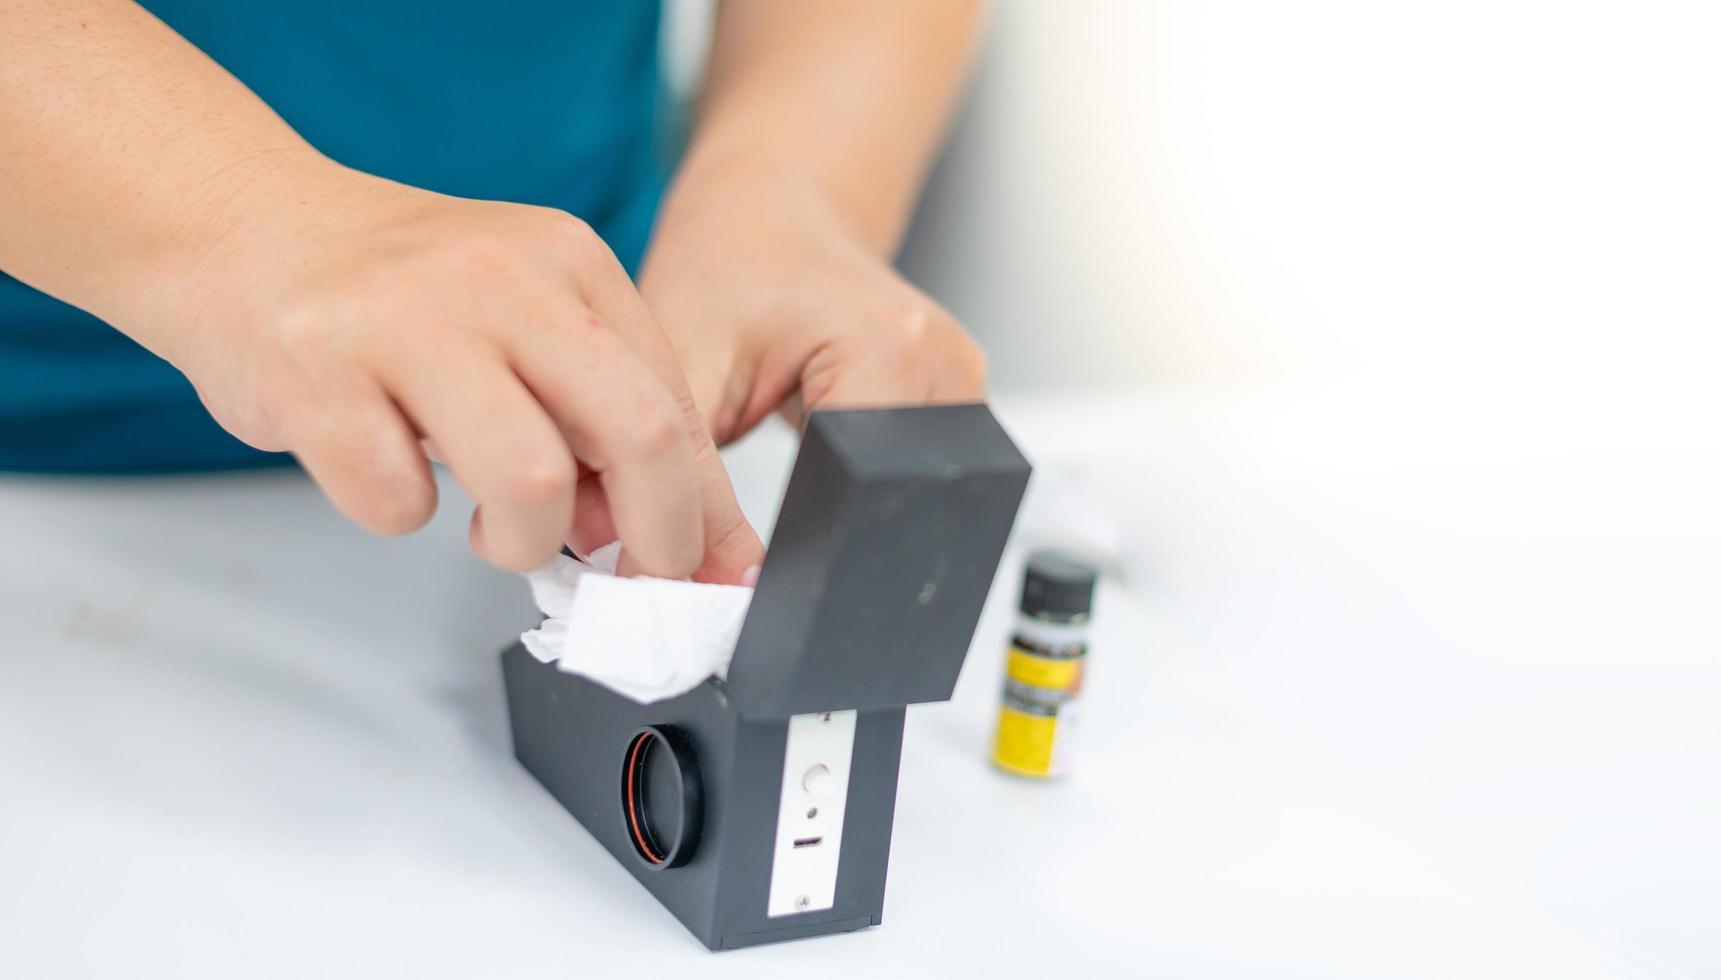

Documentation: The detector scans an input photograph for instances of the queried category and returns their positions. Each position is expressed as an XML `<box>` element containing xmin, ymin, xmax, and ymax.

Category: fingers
<box><xmin>566</xmin><ymin>457</ymin><xmax>763</xmax><ymax>585</ymax></box>
<box><xmin>567</xmin><ymin>468</ymin><xmax>617</xmax><ymax>556</ymax></box>
<box><xmin>380</xmin><ymin>341</ymin><xmax>576</xmax><ymax>572</ymax></box>
<box><xmin>690</xmin><ymin>485</ymin><xmax>765</xmax><ymax>584</ymax></box>
<box><xmin>247</xmin><ymin>201</ymin><xmax>755</xmax><ymax>577</ymax></box>
<box><xmin>679</xmin><ymin>408</ymin><xmax>765</xmax><ymax>584</ymax></box>
<box><xmin>569</xmin><ymin>240</ymin><xmax>688</xmax><ymax>384</ymax></box>
<box><xmin>508</xmin><ymin>318</ymin><xmax>705</xmax><ymax>578</ymax></box>
<box><xmin>670</xmin><ymin>350</ymin><xmax>750</xmax><ymax>446</ymax></box>
<box><xmin>926</xmin><ymin>327</ymin><xmax>988</xmax><ymax>403</ymax></box>
<box><xmin>774</xmin><ymin>390</ymin><xmax>808</xmax><ymax>433</ymax></box>
<box><xmin>797</xmin><ymin>304</ymin><xmax>988</xmax><ymax>415</ymax></box>
<box><xmin>284</xmin><ymin>382</ymin><xmax>439</xmax><ymax>537</ymax></box>
<box><xmin>566</xmin><ymin>244</ymin><xmax>765</xmax><ymax>582</ymax></box>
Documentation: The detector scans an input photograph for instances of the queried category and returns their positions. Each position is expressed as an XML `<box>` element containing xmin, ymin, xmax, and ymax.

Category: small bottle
<box><xmin>991</xmin><ymin>551</ymin><xmax>1099</xmax><ymax>779</ymax></box>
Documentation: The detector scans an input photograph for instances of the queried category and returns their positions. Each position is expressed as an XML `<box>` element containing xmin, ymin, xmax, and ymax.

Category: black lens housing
<box><xmin>619</xmin><ymin>725</ymin><xmax>703</xmax><ymax>869</ymax></box>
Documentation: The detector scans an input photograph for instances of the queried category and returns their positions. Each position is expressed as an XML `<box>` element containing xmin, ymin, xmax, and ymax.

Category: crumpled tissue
<box><xmin>521</xmin><ymin>542</ymin><xmax>754</xmax><ymax>703</ymax></box>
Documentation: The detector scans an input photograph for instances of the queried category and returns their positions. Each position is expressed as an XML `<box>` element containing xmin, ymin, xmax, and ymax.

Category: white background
<box><xmin>900</xmin><ymin>0</ymin><xmax>1721</xmax><ymax>398</ymax></box>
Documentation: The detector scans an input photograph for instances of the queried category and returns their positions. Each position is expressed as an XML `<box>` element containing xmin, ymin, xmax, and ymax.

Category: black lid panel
<box><xmin>724</xmin><ymin>404</ymin><xmax>1032</xmax><ymax>717</ymax></box>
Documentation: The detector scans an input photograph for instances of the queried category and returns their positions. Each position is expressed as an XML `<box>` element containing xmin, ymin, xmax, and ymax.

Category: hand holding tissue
<box><xmin>521</xmin><ymin>541</ymin><xmax>753</xmax><ymax>703</ymax></box>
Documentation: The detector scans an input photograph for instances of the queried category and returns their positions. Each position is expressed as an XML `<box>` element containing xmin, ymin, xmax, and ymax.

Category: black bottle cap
<box><xmin>1019</xmin><ymin>550</ymin><xmax>1098</xmax><ymax>621</ymax></box>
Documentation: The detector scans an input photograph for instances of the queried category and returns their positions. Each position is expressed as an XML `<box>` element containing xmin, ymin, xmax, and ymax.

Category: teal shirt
<box><xmin>0</xmin><ymin>0</ymin><xmax>664</xmax><ymax>473</ymax></box>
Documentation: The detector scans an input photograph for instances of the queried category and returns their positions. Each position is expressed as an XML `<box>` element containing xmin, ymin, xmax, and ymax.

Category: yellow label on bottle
<box><xmin>1006</xmin><ymin>646</ymin><xmax>1084</xmax><ymax>690</ymax></box>
<box><xmin>992</xmin><ymin>704</ymin><xmax>1059</xmax><ymax>777</ymax></box>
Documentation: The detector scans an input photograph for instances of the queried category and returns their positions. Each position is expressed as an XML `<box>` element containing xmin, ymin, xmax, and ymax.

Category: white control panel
<box><xmin>766</xmin><ymin>710</ymin><xmax>857</xmax><ymax>918</ymax></box>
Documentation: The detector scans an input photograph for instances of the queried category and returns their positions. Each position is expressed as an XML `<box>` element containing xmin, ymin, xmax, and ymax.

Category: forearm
<box><xmin>0</xmin><ymin>0</ymin><xmax>340</xmax><ymax>354</ymax></box>
<box><xmin>667</xmin><ymin>0</ymin><xmax>984</xmax><ymax>256</ymax></box>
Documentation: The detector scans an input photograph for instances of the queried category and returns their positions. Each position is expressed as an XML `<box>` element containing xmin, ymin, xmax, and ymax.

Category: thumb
<box><xmin>660</xmin><ymin>321</ymin><xmax>721</xmax><ymax>423</ymax></box>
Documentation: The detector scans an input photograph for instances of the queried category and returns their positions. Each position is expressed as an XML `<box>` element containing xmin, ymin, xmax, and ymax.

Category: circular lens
<box><xmin>620</xmin><ymin>726</ymin><xmax>702</xmax><ymax>869</ymax></box>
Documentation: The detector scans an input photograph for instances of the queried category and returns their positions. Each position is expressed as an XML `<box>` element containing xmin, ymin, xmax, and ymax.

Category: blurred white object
<box><xmin>901</xmin><ymin>0</ymin><xmax>1721</xmax><ymax>414</ymax></box>
<box><xmin>1011</xmin><ymin>464</ymin><xmax>1128</xmax><ymax>581</ymax></box>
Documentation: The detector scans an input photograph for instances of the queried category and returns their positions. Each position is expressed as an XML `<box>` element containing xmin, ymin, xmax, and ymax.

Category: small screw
<box><xmin>806</xmin><ymin>807</ymin><xmax>819</xmax><ymax>819</ymax></box>
<box><xmin>795</xmin><ymin>895</ymin><xmax>811</xmax><ymax>910</ymax></box>
<box><xmin>820</xmin><ymin>712</ymin><xmax>832</xmax><ymax>723</ymax></box>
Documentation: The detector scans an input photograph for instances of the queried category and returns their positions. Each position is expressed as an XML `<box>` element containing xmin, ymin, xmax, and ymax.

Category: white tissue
<box><xmin>520</xmin><ymin>542</ymin><xmax>754</xmax><ymax>703</ymax></box>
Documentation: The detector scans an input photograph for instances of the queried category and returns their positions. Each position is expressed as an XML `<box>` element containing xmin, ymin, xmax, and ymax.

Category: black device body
<box><xmin>502</xmin><ymin>404</ymin><xmax>1031</xmax><ymax>950</ymax></box>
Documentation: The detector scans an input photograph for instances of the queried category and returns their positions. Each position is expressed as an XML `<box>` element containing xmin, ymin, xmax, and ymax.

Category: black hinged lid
<box><xmin>723</xmin><ymin>404</ymin><xmax>1031</xmax><ymax>717</ymax></box>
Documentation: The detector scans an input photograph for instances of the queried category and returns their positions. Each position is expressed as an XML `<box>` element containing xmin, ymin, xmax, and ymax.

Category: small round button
<box><xmin>802</xmin><ymin>764</ymin><xmax>836</xmax><ymax>799</ymax></box>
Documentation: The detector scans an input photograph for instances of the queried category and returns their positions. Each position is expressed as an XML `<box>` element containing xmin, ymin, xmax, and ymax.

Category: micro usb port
<box><xmin>792</xmin><ymin>836</ymin><xmax>823</xmax><ymax>849</ymax></box>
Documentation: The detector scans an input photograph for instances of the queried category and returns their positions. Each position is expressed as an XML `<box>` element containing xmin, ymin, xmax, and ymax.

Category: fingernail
<box><xmin>740</xmin><ymin>564</ymin><xmax>761</xmax><ymax>588</ymax></box>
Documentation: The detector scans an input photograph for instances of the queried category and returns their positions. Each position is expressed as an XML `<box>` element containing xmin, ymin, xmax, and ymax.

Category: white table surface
<box><xmin>2</xmin><ymin>388</ymin><xmax>1715</xmax><ymax>979</ymax></box>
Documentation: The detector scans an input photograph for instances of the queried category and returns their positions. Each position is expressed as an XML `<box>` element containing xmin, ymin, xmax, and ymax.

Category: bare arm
<box><xmin>641</xmin><ymin>0</ymin><xmax>988</xmax><ymax>441</ymax></box>
<box><xmin>0</xmin><ymin>0</ymin><xmax>763</xmax><ymax>580</ymax></box>
<box><xmin>0</xmin><ymin>0</ymin><xmax>328</xmax><ymax>350</ymax></box>
<box><xmin>682</xmin><ymin>0</ymin><xmax>985</xmax><ymax>255</ymax></box>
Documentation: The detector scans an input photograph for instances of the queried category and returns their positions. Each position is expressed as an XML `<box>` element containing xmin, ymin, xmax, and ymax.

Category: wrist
<box><xmin>138</xmin><ymin>153</ymin><xmax>370</xmax><ymax>366</ymax></box>
<box><xmin>655</xmin><ymin>147</ymin><xmax>878</xmax><ymax>261</ymax></box>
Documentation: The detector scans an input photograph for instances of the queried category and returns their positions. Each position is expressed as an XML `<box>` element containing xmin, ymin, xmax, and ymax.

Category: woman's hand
<box><xmin>638</xmin><ymin>179</ymin><xmax>986</xmax><ymax>446</ymax></box>
<box><xmin>161</xmin><ymin>167</ymin><xmax>763</xmax><ymax>581</ymax></box>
